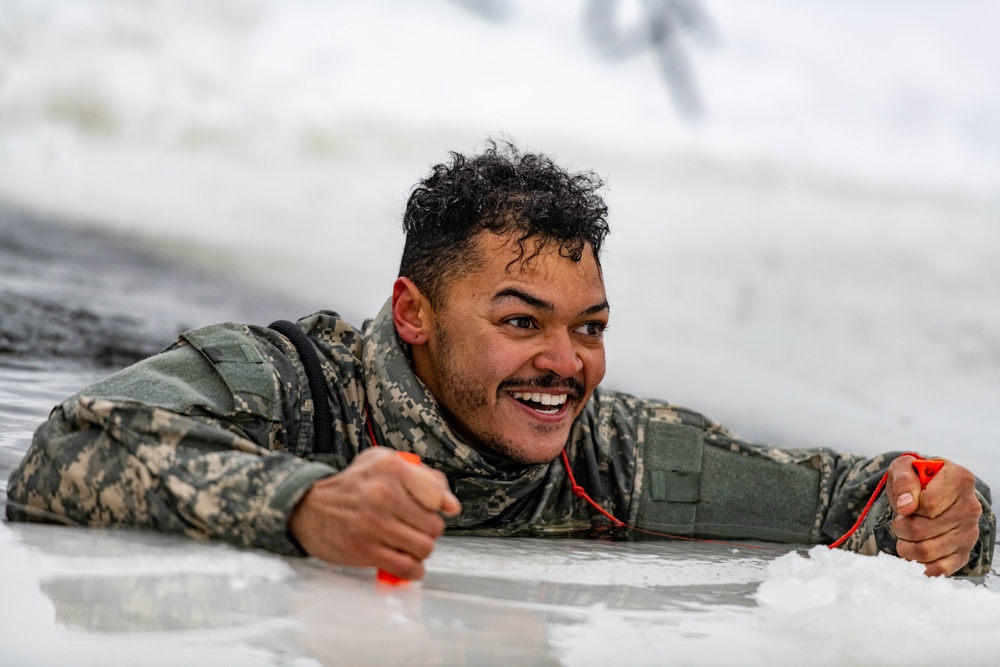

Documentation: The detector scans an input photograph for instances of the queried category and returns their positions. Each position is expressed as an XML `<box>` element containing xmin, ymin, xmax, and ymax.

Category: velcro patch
<box><xmin>636</xmin><ymin>421</ymin><xmax>703</xmax><ymax>533</ymax></box>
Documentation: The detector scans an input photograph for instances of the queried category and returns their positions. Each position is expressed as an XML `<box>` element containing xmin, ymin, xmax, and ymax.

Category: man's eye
<box><xmin>505</xmin><ymin>317</ymin><xmax>535</xmax><ymax>330</ymax></box>
<box><xmin>575</xmin><ymin>321</ymin><xmax>607</xmax><ymax>337</ymax></box>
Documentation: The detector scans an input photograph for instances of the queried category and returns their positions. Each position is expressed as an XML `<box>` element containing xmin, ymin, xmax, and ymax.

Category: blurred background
<box><xmin>1</xmin><ymin>0</ymin><xmax>999</xmax><ymax>486</ymax></box>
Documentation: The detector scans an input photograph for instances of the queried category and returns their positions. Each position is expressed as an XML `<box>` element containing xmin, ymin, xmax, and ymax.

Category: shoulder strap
<box><xmin>268</xmin><ymin>320</ymin><xmax>333</xmax><ymax>455</ymax></box>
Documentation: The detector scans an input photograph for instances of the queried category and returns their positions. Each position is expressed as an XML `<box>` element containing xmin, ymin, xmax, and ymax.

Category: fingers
<box><xmin>920</xmin><ymin>553</ymin><xmax>971</xmax><ymax>578</ymax></box>
<box><xmin>398</xmin><ymin>459</ymin><xmax>462</xmax><ymax>516</ymax></box>
<box><xmin>359</xmin><ymin>447</ymin><xmax>461</xmax><ymax>515</ymax></box>
<box><xmin>896</xmin><ymin>527</ymin><xmax>976</xmax><ymax>577</ymax></box>
<box><xmin>888</xmin><ymin>456</ymin><xmax>982</xmax><ymax>576</ymax></box>
<box><xmin>892</xmin><ymin>478</ymin><xmax>981</xmax><ymax>543</ymax></box>
<box><xmin>888</xmin><ymin>456</ymin><xmax>974</xmax><ymax>519</ymax></box>
<box><xmin>352</xmin><ymin>453</ymin><xmax>449</xmax><ymax>545</ymax></box>
<box><xmin>912</xmin><ymin>459</ymin><xmax>975</xmax><ymax>520</ymax></box>
<box><xmin>885</xmin><ymin>455</ymin><xmax>922</xmax><ymax>516</ymax></box>
<box><xmin>321</xmin><ymin>515</ymin><xmax>429</xmax><ymax>581</ymax></box>
<box><xmin>894</xmin><ymin>512</ymin><xmax>980</xmax><ymax>564</ymax></box>
<box><xmin>288</xmin><ymin>448</ymin><xmax>462</xmax><ymax>578</ymax></box>
<box><xmin>373</xmin><ymin>545</ymin><xmax>426</xmax><ymax>581</ymax></box>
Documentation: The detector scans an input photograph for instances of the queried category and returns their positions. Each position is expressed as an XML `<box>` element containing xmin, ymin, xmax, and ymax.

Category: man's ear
<box><xmin>392</xmin><ymin>277</ymin><xmax>432</xmax><ymax>346</ymax></box>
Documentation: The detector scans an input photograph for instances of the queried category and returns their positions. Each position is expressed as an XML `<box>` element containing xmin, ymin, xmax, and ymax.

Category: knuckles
<box><xmin>957</xmin><ymin>521</ymin><xmax>981</xmax><ymax>550</ymax></box>
<box><xmin>922</xmin><ymin>559</ymin><xmax>955</xmax><ymax>578</ymax></box>
<box><xmin>951</xmin><ymin>463</ymin><xmax>976</xmax><ymax>487</ymax></box>
<box><xmin>360</xmin><ymin>476</ymin><xmax>397</xmax><ymax>506</ymax></box>
<box><xmin>932</xmin><ymin>546</ymin><xmax>973</xmax><ymax>577</ymax></box>
<box><xmin>957</xmin><ymin>494</ymin><xmax>983</xmax><ymax>524</ymax></box>
<box><xmin>293</xmin><ymin>452</ymin><xmax>448</xmax><ymax>575</ymax></box>
<box><xmin>897</xmin><ymin>537</ymin><xmax>935</xmax><ymax>563</ymax></box>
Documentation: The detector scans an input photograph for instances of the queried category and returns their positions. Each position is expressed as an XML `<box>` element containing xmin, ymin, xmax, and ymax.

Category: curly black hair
<box><xmin>399</xmin><ymin>138</ymin><xmax>610</xmax><ymax>306</ymax></box>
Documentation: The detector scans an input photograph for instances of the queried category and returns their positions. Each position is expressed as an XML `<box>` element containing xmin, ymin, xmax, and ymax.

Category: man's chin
<box><xmin>486</xmin><ymin>431</ymin><xmax>569</xmax><ymax>466</ymax></box>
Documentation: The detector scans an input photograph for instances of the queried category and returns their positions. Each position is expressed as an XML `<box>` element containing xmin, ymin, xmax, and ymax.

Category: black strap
<box><xmin>268</xmin><ymin>320</ymin><xmax>333</xmax><ymax>455</ymax></box>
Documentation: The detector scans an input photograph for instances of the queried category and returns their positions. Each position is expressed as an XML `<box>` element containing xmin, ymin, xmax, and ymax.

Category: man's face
<box><xmin>415</xmin><ymin>232</ymin><xmax>609</xmax><ymax>465</ymax></box>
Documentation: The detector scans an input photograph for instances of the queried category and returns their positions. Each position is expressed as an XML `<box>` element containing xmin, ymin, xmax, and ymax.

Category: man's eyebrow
<box><xmin>492</xmin><ymin>288</ymin><xmax>554</xmax><ymax>312</ymax></box>
<box><xmin>492</xmin><ymin>288</ymin><xmax>610</xmax><ymax>317</ymax></box>
<box><xmin>580</xmin><ymin>300</ymin><xmax>610</xmax><ymax>317</ymax></box>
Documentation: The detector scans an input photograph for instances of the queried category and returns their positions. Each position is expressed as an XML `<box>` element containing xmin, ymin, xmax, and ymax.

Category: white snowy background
<box><xmin>1</xmin><ymin>1</ymin><xmax>998</xmax><ymax>664</ymax></box>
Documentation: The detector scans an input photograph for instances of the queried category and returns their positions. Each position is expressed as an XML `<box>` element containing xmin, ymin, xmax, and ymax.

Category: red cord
<box><xmin>560</xmin><ymin>449</ymin><xmax>627</xmax><ymax>527</ymax></box>
<box><xmin>365</xmin><ymin>404</ymin><xmax>379</xmax><ymax>449</ymax></box>
<box><xmin>827</xmin><ymin>472</ymin><xmax>890</xmax><ymax>549</ymax></box>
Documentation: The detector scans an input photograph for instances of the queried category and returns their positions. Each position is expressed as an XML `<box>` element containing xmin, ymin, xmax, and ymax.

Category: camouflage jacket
<box><xmin>6</xmin><ymin>301</ymin><xmax>995</xmax><ymax>575</ymax></box>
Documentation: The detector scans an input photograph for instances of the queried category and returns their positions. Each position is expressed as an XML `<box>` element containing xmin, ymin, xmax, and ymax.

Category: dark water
<box><xmin>0</xmin><ymin>203</ymin><xmax>308</xmax><ymax>496</ymax></box>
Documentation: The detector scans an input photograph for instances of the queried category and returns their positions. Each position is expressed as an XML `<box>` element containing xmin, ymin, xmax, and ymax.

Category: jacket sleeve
<box><xmin>625</xmin><ymin>399</ymin><xmax>995</xmax><ymax>576</ymax></box>
<box><xmin>700</xmin><ymin>412</ymin><xmax>996</xmax><ymax>577</ymax></box>
<box><xmin>5</xmin><ymin>323</ymin><xmax>336</xmax><ymax>556</ymax></box>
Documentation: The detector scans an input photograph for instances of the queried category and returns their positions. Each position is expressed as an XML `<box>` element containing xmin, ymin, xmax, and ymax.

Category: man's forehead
<box><xmin>476</xmin><ymin>231</ymin><xmax>602</xmax><ymax>278</ymax></box>
<box><xmin>475</xmin><ymin>232</ymin><xmax>607</xmax><ymax>305</ymax></box>
<box><xmin>433</xmin><ymin>230</ymin><xmax>606</xmax><ymax>312</ymax></box>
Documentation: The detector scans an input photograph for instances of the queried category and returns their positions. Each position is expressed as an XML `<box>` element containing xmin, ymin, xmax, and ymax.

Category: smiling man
<box><xmin>7</xmin><ymin>140</ymin><xmax>995</xmax><ymax>579</ymax></box>
<box><xmin>401</xmin><ymin>233</ymin><xmax>608</xmax><ymax>465</ymax></box>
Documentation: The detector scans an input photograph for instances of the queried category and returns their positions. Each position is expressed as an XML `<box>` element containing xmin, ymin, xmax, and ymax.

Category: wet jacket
<box><xmin>6</xmin><ymin>301</ymin><xmax>995</xmax><ymax>575</ymax></box>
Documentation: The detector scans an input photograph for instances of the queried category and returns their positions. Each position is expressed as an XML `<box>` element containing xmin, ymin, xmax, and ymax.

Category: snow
<box><xmin>756</xmin><ymin>546</ymin><xmax>1000</xmax><ymax>666</ymax></box>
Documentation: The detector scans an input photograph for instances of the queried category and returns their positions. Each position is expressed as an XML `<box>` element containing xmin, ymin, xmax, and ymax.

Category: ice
<box><xmin>1</xmin><ymin>517</ymin><xmax>998</xmax><ymax>666</ymax></box>
<box><xmin>0</xmin><ymin>522</ymin><xmax>307</xmax><ymax>667</ymax></box>
<box><xmin>427</xmin><ymin>535</ymin><xmax>774</xmax><ymax>587</ymax></box>
<box><xmin>755</xmin><ymin>546</ymin><xmax>1000</xmax><ymax>666</ymax></box>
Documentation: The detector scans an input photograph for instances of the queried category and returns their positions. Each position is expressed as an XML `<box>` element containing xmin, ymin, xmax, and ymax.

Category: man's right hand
<box><xmin>288</xmin><ymin>448</ymin><xmax>462</xmax><ymax>580</ymax></box>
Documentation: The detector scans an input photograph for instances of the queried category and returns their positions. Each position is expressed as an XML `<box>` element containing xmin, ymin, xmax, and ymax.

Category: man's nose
<box><xmin>533</xmin><ymin>330</ymin><xmax>584</xmax><ymax>377</ymax></box>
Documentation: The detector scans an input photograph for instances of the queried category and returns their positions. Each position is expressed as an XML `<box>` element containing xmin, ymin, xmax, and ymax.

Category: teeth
<box><xmin>511</xmin><ymin>391</ymin><xmax>567</xmax><ymax>406</ymax></box>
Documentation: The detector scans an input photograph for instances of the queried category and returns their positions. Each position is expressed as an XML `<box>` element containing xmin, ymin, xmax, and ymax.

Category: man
<box><xmin>6</xmin><ymin>141</ymin><xmax>994</xmax><ymax>580</ymax></box>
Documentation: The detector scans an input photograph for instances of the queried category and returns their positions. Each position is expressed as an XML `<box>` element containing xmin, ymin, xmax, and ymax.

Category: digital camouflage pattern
<box><xmin>6</xmin><ymin>301</ymin><xmax>995</xmax><ymax>575</ymax></box>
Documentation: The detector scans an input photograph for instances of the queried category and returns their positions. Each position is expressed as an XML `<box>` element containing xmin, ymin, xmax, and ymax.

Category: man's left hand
<box><xmin>887</xmin><ymin>455</ymin><xmax>982</xmax><ymax>576</ymax></box>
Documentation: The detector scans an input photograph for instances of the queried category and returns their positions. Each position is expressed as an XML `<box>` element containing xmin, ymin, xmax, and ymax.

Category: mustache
<box><xmin>497</xmin><ymin>373</ymin><xmax>586</xmax><ymax>402</ymax></box>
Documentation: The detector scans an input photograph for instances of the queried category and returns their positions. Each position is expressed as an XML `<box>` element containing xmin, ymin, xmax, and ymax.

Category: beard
<box><xmin>432</xmin><ymin>326</ymin><xmax>585</xmax><ymax>465</ymax></box>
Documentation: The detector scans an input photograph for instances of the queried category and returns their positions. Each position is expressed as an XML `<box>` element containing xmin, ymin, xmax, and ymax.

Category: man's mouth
<box><xmin>509</xmin><ymin>391</ymin><xmax>569</xmax><ymax>415</ymax></box>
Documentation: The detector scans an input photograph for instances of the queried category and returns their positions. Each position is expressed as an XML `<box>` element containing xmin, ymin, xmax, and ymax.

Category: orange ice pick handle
<box><xmin>911</xmin><ymin>458</ymin><xmax>944</xmax><ymax>490</ymax></box>
<box><xmin>376</xmin><ymin>451</ymin><xmax>422</xmax><ymax>585</ymax></box>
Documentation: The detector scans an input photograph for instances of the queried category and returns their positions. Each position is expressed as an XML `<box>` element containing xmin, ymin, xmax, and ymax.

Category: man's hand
<box><xmin>289</xmin><ymin>448</ymin><xmax>462</xmax><ymax>580</ymax></box>
<box><xmin>887</xmin><ymin>455</ymin><xmax>982</xmax><ymax>576</ymax></box>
